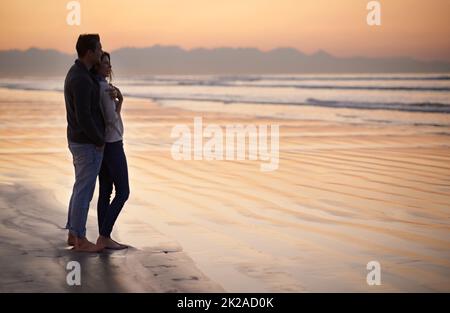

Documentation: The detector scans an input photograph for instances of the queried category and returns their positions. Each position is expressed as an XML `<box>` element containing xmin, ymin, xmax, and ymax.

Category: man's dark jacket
<box><xmin>64</xmin><ymin>59</ymin><xmax>105</xmax><ymax>146</ymax></box>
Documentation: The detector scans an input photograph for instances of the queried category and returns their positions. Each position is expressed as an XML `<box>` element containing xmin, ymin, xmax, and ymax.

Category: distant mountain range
<box><xmin>1</xmin><ymin>45</ymin><xmax>449</xmax><ymax>76</ymax></box>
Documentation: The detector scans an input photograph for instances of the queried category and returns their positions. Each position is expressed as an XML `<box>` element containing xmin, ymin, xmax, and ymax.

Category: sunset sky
<box><xmin>0</xmin><ymin>0</ymin><xmax>449</xmax><ymax>61</ymax></box>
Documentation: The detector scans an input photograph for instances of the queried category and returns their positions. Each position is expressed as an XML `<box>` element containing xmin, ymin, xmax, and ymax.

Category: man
<box><xmin>64</xmin><ymin>34</ymin><xmax>105</xmax><ymax>252</ymax></box>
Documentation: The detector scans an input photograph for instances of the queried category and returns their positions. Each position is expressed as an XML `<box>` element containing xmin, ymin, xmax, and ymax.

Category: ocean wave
<box><xmin>3</xmin><ymin>79</ymin><xmax>449</xmax><ymax>92</ymax></box>
<box><xmin>131</xmin><ymin>74</ymin><xmax>450</xmax><ymax>82</ymax></box>
<box><xmin>216</xmin><ymin>75</ymin><xmax>450</xmax><ymax>81</ymax></box>
<box><xmin>179</xmin><ymin>82</ymin><xmax>450</xmax><ymax>92</ymax></box>
<box><xmin>120</xmin><ymin>93</ymin><xmax>450</xmax><ymax>114</ymax></box>
<box><xmin>305</xmin><ymin>98</ymin><xmax>450</xmax><ymax>113</ymax></box>
<box><xmin>1</xmin><ymin>78</ymin><xmax>450</xmax><ymax>113</ymax></box>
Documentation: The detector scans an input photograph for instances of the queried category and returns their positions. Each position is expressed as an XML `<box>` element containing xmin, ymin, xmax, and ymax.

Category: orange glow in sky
<box><xmin>0</xmin><ymin>0</ymin><xmax>449</xmax><ymax>61</ymax></box>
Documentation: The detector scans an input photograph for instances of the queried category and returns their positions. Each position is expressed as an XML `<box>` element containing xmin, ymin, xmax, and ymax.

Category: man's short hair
<box><xmin>76</xmin><ymin>34</ymin><xmax>100</xmax><ymax>58</ymax></box>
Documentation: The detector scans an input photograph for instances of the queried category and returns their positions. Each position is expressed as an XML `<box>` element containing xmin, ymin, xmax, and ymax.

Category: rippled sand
<box><xmin>0</xmin><ymin>87</ymin><xmax>449</xmax><ymax>292</ymax></box>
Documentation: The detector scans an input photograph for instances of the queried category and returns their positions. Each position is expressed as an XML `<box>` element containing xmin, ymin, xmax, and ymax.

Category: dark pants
<box><xmin>97</xmin><ymin>140</ymin><xmax>130</xmax><ymax>238</ymax></box>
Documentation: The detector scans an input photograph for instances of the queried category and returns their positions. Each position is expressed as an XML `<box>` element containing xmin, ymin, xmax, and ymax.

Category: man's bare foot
<box><xmin>97</xmin><ymin>235</ymin><xmax>128</xmax><ymax>250</ymax></box>
<box><xmin>72</xmin><ymin>237</ymin><xmax>103</xmax><ymax>253</ymax></box>
<box><xmin>67</xmin><ymin>232</ymin><xmax>76</xmax><ymax>246</ymax></box>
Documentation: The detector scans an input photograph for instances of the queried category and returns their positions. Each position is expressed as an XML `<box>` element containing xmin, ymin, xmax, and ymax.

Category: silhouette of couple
<box><xmin>64</xmin><ymin>34</ymin><xmax>129</xmax><ymax>252</ymax></box>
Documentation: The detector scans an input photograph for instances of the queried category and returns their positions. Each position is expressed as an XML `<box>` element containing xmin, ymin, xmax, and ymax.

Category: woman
<box><xmin>92</xmin><ymin>52</ymin><xmax>129</xmax><ymax>250</ymax></box>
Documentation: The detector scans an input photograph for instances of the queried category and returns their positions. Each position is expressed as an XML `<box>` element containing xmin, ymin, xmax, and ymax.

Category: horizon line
<box><xmin>1</xmin><ymin>45</ymin><xmax>449</xmax><ymax>64</ymax></box>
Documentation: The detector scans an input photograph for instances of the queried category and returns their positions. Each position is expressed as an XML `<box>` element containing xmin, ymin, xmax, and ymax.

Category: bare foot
<box><xmin>97</xmin><ymin>236</ymin><xmax>128</xmax><ymax>250</ymax></box>
<box><xmin>72</xmin><ymin>237</ymin><xmax>103</xmax><ymax>253</ymax></box>
<box><xmin>67</xmin><ymin>232</ymin><xmax>76</xmax><ymax>246</ymax></box>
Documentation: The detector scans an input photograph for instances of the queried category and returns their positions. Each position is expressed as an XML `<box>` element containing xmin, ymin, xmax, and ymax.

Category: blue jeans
<box><xmin>66</xmin><ymin>142</ymin><xmax>104</xmax><ymax>237</ymax></box>
<box><xmin>97</xmin><ymin>140</ymin><xmax>130</xmax><ymax>238</ymax></box>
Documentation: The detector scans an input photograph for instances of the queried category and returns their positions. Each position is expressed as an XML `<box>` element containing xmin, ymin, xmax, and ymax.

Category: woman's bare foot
<box><xmin>96</xmin><ymin>235</ymin><xmax>128</xmax><ymax>250</ymax></box>
<box><xmin>67</xmin><ymin>232</ymin><xmax>76</xmax><ymax>246</ymax></box>
<box><xmin>73</xmin><ymin>237</ymin><xmax>103</xmax><ymax>253</ymax></box>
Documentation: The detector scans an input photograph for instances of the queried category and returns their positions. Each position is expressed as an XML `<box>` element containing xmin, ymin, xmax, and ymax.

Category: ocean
<box><xmin>1</xmin><ymin>73</ymin><xmax>450</xmax><ymax>113</ymax></box>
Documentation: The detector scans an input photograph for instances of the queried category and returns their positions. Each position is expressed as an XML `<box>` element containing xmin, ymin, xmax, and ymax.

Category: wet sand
<box><xmin>0</xmin><ymin>183</ymin><xmax>224</xmax><ymax>292</ymax></box>
<box><xmin>0</xmin><ymin>87</ymin><xmax>449</xmax><ymax>292</ymax></box>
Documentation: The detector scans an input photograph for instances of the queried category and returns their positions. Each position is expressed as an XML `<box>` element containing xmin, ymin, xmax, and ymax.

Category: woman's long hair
<box><xmin>91</xmin><ymin>51</ymin><xmax>113</xmax><ymax>82</ymax></box>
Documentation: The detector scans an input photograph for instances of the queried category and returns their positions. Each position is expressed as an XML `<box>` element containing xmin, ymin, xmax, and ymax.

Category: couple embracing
<box><xmin>64</xmin><ymin>34</ymin><xmax>129</xmax><ymax>252</ymax></box>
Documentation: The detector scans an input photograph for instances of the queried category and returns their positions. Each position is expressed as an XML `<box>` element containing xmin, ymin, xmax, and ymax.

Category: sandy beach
<box><xmin>0</xmin><ymin>87</ymin><xmax>449</xmax><ymax>292</ymax></box>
